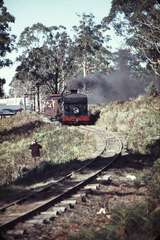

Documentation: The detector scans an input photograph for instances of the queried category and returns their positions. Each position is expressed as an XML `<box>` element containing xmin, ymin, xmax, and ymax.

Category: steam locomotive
<box><xmin>43</xmin><ymin>90</ymin><xmax>90</xmax><ymax>124</ymax></box>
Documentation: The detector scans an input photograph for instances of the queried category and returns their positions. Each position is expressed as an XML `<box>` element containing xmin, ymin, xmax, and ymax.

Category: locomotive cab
<box><xmin>43</xmin><ymin>94</ymin><xmax>62</xmax><ymax>120</ymax></box>
<box><xmin>62</xmin><ymin>89</ymin><xmax>90</xmax><ymax>124</ymax></box>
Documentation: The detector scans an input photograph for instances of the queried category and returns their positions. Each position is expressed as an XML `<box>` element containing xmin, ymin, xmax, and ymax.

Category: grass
<box><xmin>68</xmin><ymin>96</ymin><xmax>160</xmax><ymax>240</ymax></box>
<box><xmin>0</xmin><ymin>111</ymin><xmax>41</xmax><ymax>132</ymax></box>
<box><xmin>148</xmin><ymin>158</ymin><xmax>160</xmax><ymax>204</ymax></box>
<box><xmin>1</xmin><ymin>95</ymin><xmax>160</xmax><ymax>239</ymax></box>
<box><xmin>1</xmin><ymin>95</ymin><xmax>159</xmax><ymax>184</ymax></box>
<box><xmin>69</xmin><ymin>157</ymin><xmax>160</xmax><ymax>240</ymax></box>
<box><xmin>0</xmin><ymin>112</ymin><xmax>96</xmax><ymax>185</ymax></box>
<box><xmin>68</xmin><ymin>202</ymin><xmax>159</xmax><ymax>240</ymax></box>
<box><xmin>96</xmin><ymin>95</ymin><xmax>160</xmax><ymax>155</ymax></box>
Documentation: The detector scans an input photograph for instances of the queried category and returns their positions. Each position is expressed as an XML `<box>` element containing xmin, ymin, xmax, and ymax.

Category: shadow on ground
<box><xmin>0</xmin><ymin>152</ymin><xmax>155</xmax><ymax>206</ymax></box>
<box><xmin>18</xmin><ymin>153</ymin><xmax>154</xmax><ymax>187</ymax></box>
<box><xmin>15</xmin><ymin>158</ymin><xmax>92</xmax><ymax>186</ymax></box>
<box><xmin>0</xmin><ymin>120</ymin><xmax>44</xmax><ymax>143</ymax></box>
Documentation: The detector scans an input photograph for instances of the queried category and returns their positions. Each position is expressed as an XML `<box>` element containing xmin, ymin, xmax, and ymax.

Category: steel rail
<box><xmin>0</xmin><ymin>127</ymin><xmax>107</xmax><ymax>213</ymax></box>
<box><xmin>0</xmin><ymin>128</ymin><xmax>123</xmax><ymax>233</ymax></box>
<box><xmin>0</xmin><ymin>152</ymin><xmax>121</xmax><ymax>233</ymax></box>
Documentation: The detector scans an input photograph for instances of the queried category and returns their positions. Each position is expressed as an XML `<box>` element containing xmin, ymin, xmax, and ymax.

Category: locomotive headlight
<box><xmin>73</xmin><ymin>107</ymin><xmax>79</xmax><ymax>114</ymax></box>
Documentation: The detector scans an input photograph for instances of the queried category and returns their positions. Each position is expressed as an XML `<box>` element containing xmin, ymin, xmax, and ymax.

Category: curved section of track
<box><xmin>78</xmin><ymin>126</ymin><xmax>123</xmax><ymax>157</ymax></box>
<box><xmin>0</xmin><ymin>127</ymin><xmax>107</xmax><ymax>213</ymax></box>
<box><xmin>0</xmin><ymin>126</ymin><xmax>123</xmax><ymax>234</ymax></box>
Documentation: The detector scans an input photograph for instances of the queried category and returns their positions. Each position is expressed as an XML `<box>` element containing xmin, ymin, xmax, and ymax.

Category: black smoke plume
<box><xmin>68</xmin><ymin>71</ymin><xmax>147</xmax><ymax>104</ymax></box>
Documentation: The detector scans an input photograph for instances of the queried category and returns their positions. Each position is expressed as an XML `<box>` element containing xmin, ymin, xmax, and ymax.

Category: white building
<box><xmin>0</xmin><ymin>97</ymin><xmax>24</xmax><ymax>107</ymax></box>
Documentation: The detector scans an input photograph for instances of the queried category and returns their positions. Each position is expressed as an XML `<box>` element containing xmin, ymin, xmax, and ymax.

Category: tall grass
<box><xmin>96</xmin><ymin>96</ymin><xmax>160</xmax><ymax>154</ymax></box>
<box><xmin>0</xmin><ymin>119</ymin><xmax>96</xmax><ymax>185</ymax></box>
<box><xmin>0</xmin><ymin>111</ymin><xmax>41</xmax><ymax>132</ymax></box>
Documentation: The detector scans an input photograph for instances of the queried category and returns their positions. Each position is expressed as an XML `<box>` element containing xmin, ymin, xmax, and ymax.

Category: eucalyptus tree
<box><xmin>72</xmin><ymin>13</ymin><xmax>111</xmax><ymax>79</ymax></box>
<box><xmin>103</xmin><ymin>0</ymin><xmax>160</xmax><ymax>89</ymax></box>
<box><xmin>9</xmin><ymin>75</ymin><xmax>30</xmax><ymax>97</ymax></box>
<box><xmin>0</xmin><ymin>0</ymin><xmax>15</xmax><ymax>67</ymax></box>
<box><xmin>15</xmin><ymin>23</ymin><xmax>74</xmax><ymax>95</ymax></box>
<box><xmin>112</xmin><ymin>49</ymin><xmax>151</xmax><ymax>98</ymax></box>
<box><xmin>0</xmin><ymin>77</ymin><xmax>5</xmax><ymax>97</ymax></box>
<box><xmin>0</xmin><ymin>0</ymin><xmax>15</xmax><ymax>97</ymax></box>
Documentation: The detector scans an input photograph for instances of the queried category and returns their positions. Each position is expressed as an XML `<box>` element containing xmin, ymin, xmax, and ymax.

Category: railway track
<box><xmin>0</xmin><ymin>126</ymin><xmax>107</xmax><ymax>213</ymax></box>
<box><xmin>0</xmin><ymin>126</ymin><xmax>123</xmax><ymax>235</ymax></box>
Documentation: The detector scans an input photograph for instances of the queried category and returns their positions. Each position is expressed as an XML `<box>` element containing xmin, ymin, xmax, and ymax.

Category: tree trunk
<box><xmin>37</xmin><ymin>84</ymin><xmax>40</xmax><ymax>113</ymax></box>
<box><xmin>55</xmin><ymin>68</ymin><xmax>59</xmax><ymax>94</ymax></box>
<box><xmin>83</xmin><ymin>57</ymin><xmax>87</xmax><ymax>91</ymax></box>
<box><xmin>83</xmin><ymin>59</ymin><xmax>86</xmax><ymax>78</ymax></box>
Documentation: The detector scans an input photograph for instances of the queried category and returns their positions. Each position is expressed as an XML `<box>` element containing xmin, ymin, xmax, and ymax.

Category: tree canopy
<box><xmin>103</xmin><ymin>0</ymin><xmax>160</xmax><ymax>89</ymax></box>
<box><xmin>0</xmin><ymin>0</ymin><xmax>15</xmax><ymax>97</ymax></box>
<box><xmin>10</xmin><ymin>2</ymin><xmax>160</xmax><ymax>99</ymax></box>
<box><xmin>0</xmin><ymin>0</ymin><xmax>15</xmax><ymax>67</ymax></box>
<box><xmin>11</xmin><ymin>14</ymin><xmax>111</xmax><ymax>96</ymax></box>
<box><xmin>14</xmin><ymin>23</ymin><xmax>74</xmax><ymax>95</ymax></box>
<box><xmin>73</xmin><ymin>13</ymin><xmax>111</xmax><ymax>77</ymax></box>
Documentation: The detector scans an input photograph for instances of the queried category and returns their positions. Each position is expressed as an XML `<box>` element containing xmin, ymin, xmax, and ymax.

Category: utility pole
<box><xmin>83</xmin><ymin>55</ymin><xmax>87</xmax><ymax>92</ymax></box>
<box><xmin>24</xmin><ymin>93</ymin><xmax>28</xmax><ymax>110</ymax></box>
<box><xmin>33</xmin><ymin>93</ymin><xmax>36</xmax><ymax>111</ymax></box>
<box><xmin>36</xmin><ymin>83</ymin><xmax>40</xmax><ymax>113</ymax></box>
<box><xmin>31</xmin><ymin>87</ymin><xmax>36</xmax><ymax>111</ymax></box>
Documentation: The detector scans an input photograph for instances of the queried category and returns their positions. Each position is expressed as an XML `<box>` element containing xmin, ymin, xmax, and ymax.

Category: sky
<box><xmin>1</xmin><ymin>0</ymin><xmax>122</xmax><ymax>95</ymax></box>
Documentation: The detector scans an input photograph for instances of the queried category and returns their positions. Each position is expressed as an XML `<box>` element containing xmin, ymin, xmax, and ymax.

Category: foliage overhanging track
<box><xmin>0</xmin><ymin>126</ymin><xmax>123</xmax><ymax>234</ymax></box>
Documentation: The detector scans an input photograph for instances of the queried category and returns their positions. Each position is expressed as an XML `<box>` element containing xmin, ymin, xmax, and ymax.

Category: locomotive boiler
<box><xmin>43</xmin><ymin>89</ymin><xmax>90</xmax><ymax>124</ymax></box>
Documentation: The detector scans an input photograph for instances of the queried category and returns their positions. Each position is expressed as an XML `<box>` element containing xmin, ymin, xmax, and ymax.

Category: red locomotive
<box><xmin>43</xmin><ymin>90</ymin><xmax>90</xmax><ymax>124</ymax></box>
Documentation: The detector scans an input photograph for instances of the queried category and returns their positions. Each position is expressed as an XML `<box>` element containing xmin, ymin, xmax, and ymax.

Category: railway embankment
<box><xmin>95</xmin><ymin>95</ymin><xmax>160</xmax><ymax>156</ymax></box>
<box><xmin>0</xmin><ymin>113</ymin><xmax>97</xmax><ymax>186</ymax></box>
<box><xmin>0</xmin><ymin>95</ymin><xmax>160</xmax><ymax>240</ymax></box>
